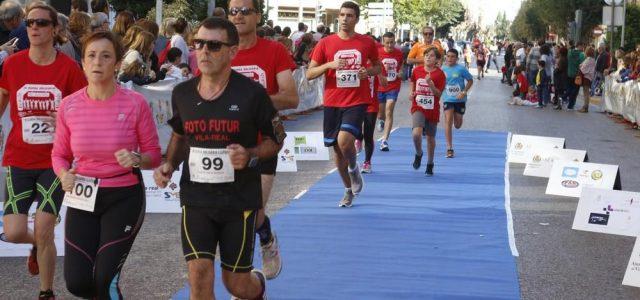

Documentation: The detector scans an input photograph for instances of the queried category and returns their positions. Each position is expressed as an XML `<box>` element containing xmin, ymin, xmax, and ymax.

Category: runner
<box><xmin>376</xmin><ymin>32</ymin><xmax>403</xmax><ymax>151</ymax></box>
<box><xmin>0</xmin><ymin>4</ymin><xmax>86</xmax><ymax>300</ymax></box>
<box><xmin>153</xmin><ymin>17</ymin><xmax>282</xmax><ymax>299</ymax></box>
<box><xmin>51</xmin><ymin>31</ymin><xmax>161</xmax><ymax>299</ymax></box>
<box><xmin>306</xmin><ymin>1</ymin><xmax>381</xmax><ymax>207</ymax></box>
<box><xmin>361</xmin><ymin>60</ymin><xmax>379</xmax><ymax>173</ymax></box>
<box><xmin>228</xmin><ymin>0</ymin><xmax>299</xmax><ymax>280</ymax></box>
<box><xmin>442</xmin><ymin>49</ymin><xmax>474</xmax><ymax>158</ymax></box>
<box><xmin>406</xmin><ymin>26</ymin><xmax>444</xmax><ymax>66</ymax></box>
<box><xmin>410</xmin><ymin>46</ymin><xmax>446</xmax><ymax>175</ymax></box>
<box><xmin>475</xmin><ymin>44</ymin><xmax>486</xmax><ymax>79</ymax></box>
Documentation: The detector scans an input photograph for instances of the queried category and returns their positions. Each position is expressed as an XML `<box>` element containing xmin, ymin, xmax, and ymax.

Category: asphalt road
<box><xmin>1</xmin><ymin>62</ymin><xmax>640</xmax><ymax>299</ymax></box>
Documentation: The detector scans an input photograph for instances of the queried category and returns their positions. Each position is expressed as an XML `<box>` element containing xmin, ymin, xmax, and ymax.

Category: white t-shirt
<box><xmin>515</xmin><ymin>48</ymin><xmax>526</xmax><ymax>67</ymax></box>
<box><xmin>171</xmin><ymin>34</ymin><xmax>190</xmax><ymax>65</ymax></box>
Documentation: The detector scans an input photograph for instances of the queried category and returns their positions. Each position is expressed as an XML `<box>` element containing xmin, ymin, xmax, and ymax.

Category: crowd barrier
<box><xmin>603</xmin><ymin>73</ymin><xmax>640</xmax><ymax>124</ymax></box>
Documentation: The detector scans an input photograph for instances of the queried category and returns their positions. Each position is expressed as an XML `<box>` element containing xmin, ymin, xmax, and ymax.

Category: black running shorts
<box><xmin>259</xmin><ymin>156</ymin><xmax>277</xmax><ymax>176</ymax></box>
<box><xmin>443</xmin><ymin>102</ymin><xmax>466</xmax><ymax>115</ymax></box>
<box><xmin>323</xmin><ymin>104</ymin><xmax>367</xmax><ymax>147</ymax></box>
<box><xmin>181</xmin><ymin>206</ymin><xmax>257</xmax><ymax>273</ymax></box>
<box><xmin>3</xmin><ymin>167</ymin><xmax>64</xmax><ymax>217</ymax></box>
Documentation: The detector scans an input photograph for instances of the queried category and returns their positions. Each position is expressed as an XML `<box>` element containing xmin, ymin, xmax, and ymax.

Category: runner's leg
<box><xmin>333</xmin><ymin>145</ymin><xmax>351</xmax><ymax>188</ymax></box>
<box><xmin>33</xmin><ymin>212</ymin><xmax>56</xmax><ymax>292</ymax></box>
<box><xmin>444</xmin><ymin>108</ymin><xmax>454</xmax><ymax>150</ymax></box>
<box><xmin>64</xmin><ymin>207</ymin><xmax>100</xmax><ymax>298</ymax></box>
<box><xmin>382</xmin><ymin>100</ymin><xmax>396</xmax><ymax>141</ymax></box>
<box><xmin>189</xmin><ymin>259</ymin><xmax>215</xmax><ymax>300</ymax></box>
<box><xmin>363</xmin><ymin>112</ymin><xmax>376</xmax><ymax>163</ymax></box>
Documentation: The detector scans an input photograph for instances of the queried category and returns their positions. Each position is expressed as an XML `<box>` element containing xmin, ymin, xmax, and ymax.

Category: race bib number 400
<box><xmin>188</xmin><ymin>147</ymin><xmax>234</xmax><ymax>183</ymax></box>
<box><xmin>336</xmin><ymin>70</ymin><xmax>360</xmax><ymax>88</ymax></box>
<box><xmin>416</xmin><ymin>95</ymin><xmax>435</xmax><ymax>110</ymax></box>
<box><xmin>63</xmin><ymin>175</ymin><xmax>99</xmax><ymax>212</ymax></box>
<box><xmin>22</xmin><ymin>116</ymin><xmax>55</xmax><ymax>144</ymax></box>
<box><xmin>446</xmin><ymin>85</ymin><xmax>462</xmax><ymax>97</ymax></box>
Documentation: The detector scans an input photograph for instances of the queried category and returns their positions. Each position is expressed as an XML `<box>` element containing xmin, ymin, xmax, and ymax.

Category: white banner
<box><xmin>546</xmin><ymin>161</ymin><xmax>620</xmax><ymax>198</ymax></box>
<box><xmin>133</xmin><ymin>79</ymin><xmax>179</xmax><ymax>154</ymax></box>
<box><xmin>0</xmin><ymin>205</ymin><xmax>66</xmax><ymax>257</ymax></box>
<box><xmin>572</xmin><ymin>188</ymin><xmax>640</xmax><ymax>237</ymax></box>
<box><xmin>289</xmin><ymin>132</ymin><xmax>330</xmax><ymax>161</ymax></box>
<box><xmin>523</xmin><ymin>148</ymin><xmax>587</xmax><ymax>178</ymax></box>
<box><xmin>508</xmin><ymin>134</ymin><xmax>565</xmax><ymax>164</ymax></box>
<box><xmin>623</xmin><ymin>237</ymin><xmax>640</xmax><ymax>287</ymax></box>
<box><xmin>276</xmin><ymin>134</ymin><xmax>297</xmax><ymax>172</ymax></box>
<box><xmin>141</xmin><ymin>165</ymin><xmax>182</xmax><ymax>213</ymax></box>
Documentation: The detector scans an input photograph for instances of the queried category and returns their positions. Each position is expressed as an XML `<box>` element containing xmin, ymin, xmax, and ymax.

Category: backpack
<box><xmin>157</xmin><ymin>40</ymin><xmax>172</xmax><ymax>65</ymax></box>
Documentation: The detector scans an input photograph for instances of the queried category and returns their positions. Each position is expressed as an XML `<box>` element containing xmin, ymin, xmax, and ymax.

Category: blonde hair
<box><xmin>128</xmin><ymin>30</ymin><xmax>155</xmax><ymax>57</ymax></box>
<box><xmin>121</xmin><ymin>25</ymin><xmax>145</xmax><ymax>50</ymax></box>
<box><xmin>69</xmin><ymin>12</ymin><xmax>91</xmax><ymax>39</ymax></box>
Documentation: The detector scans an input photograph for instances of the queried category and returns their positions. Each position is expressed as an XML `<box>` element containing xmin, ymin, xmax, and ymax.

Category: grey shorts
<box><xmin>411</xmin><ymin>112</ymin><xmax>438</xmax><ymax>137</ymax></box>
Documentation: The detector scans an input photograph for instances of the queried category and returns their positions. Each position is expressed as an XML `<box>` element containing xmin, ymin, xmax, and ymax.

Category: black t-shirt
<box><xmin>168</xmin><ymin>71</ymin><xmax>278</xmax><ymax>210</ymax></box>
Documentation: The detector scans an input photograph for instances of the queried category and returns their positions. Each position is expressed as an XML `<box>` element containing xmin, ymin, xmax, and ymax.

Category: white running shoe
<box><xmin>348</xmin><ymin>165</ymin><xmax>364</xmax><ymax>195</ymax></box>
<box><xmin>260</xmin><ymin>233</ymin><xmax>282</xmax><ymax>280</ymax></box>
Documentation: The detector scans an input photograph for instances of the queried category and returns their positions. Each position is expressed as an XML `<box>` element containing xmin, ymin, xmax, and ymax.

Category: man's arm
<box><xmin>165</xmin><ymin>132</ymin><xmax>188</xmax><ymax>170</ymax></box>
<box><xmin>228</xmin><ymin>137</ymin><xmax>281</xmax><ymax>170</ymax></box>
<box><xmin>0</xmin><ymin>89</ymin><xmax>8</xmax><ymax>117</ymax></box>
<box><xmin>270</xmin><ymin>69</ymin><xmax>299</xmax><ymax>110</ymax></box>
<box><xmin>306</xmin><ymin>59</ymin><xmax>338</xmax><ymax>81</ymax></box>
<box><xmin>367</xmin><ymin>59</ymin><xmax>382</xmax><ymax>77</ymax></box>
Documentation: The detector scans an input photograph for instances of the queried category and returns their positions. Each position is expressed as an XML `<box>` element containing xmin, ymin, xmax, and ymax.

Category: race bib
<box><xmin>188</xmin><ymin>147</ymin><xmax>234</xmax><ymax>183</ymax></box>
<box><xmin>416</xmin><ymin>95</ymin><xmax>435</xmax><ymax>110</ymax></box>
<box><xmin>446</xmin><ymin>85</ymin><xmax>462</xmax><ymax>97</ymax></box>
<box><xmin>63</xmin><ymin>175</ymin><xmax>99</xmax><ymax>212</ymax></box>
<box><xmin>22</xmin><ymin>116</ymin><xmax>55</xmax><ymax>144</ymax></box>
<box><xmin>386</xmin><ymin>71</ymin><xmax>397</xmax><ymax>82</ymax></box>
<box><xmin>336</xmin><ymin>70</ymin><xmax>360</xmax><ymax>88</ymax></box>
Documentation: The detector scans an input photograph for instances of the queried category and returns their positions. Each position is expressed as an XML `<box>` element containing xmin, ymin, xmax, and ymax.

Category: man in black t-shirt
<box><xmin>153</xmin><ymin>17</ymin><xmax>282</xmax><ymax>300</ymax></box>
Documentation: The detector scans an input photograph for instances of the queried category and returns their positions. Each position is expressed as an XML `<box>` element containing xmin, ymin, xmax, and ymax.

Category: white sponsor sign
<box><xmin>508</xmin><ymin>134</ymin><xmax>565</xmax><ymax>164</ymax></box>
<box><xmin>523</xmin><ymin>148</ymin><xmax>587</xmax><ymax>178</ymax></box>
<box><xmin>141</xmin><ymin>165</ymin><xmax>182</xmax><ymax>213</ymax></box>
<box><xmin>276</xmin><ymin>135</ymin><xmax>297</xmax><ymax>172</ymax></box>
<box><xmin>623</xmin><ymin>237</ymin><xmax>640</xmax><ymax>287</ymax></box>
<box><xmin>289</xmin><ymin>132</ymin><xmax>330</xmax><ymax>161</ymax></box>
<box><xmin>546</xmin><ymin>161</ymin><xmax>620</xmax><ymax>198</ymax></box>
<box><xmin>133</xmin><ymin>79</ymin><xmax>178</xmax><ymax>154</ymax></box>
<box><xmin>572</xmin><ymin>188</ymin><xmax>640</xmax><ymax>236</ymax></box>
<box><xmin>0</xmin><ymin>205</ymin><xmax>66</xmax><ymax>257</ymax></box>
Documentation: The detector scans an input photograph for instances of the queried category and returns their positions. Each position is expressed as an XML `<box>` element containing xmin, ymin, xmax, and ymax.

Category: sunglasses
<box><xmin>26</xmin><ymin>18</ymin><xmax>53</xmax><ymax>28</ymax></box>
<box><xmin>193</xmin><ymin>39</ymin><xmax>233</xmax><ymax>51</ymax></box>
<box><xmin>423</xmin><ymin>32</ymin><xmax>434</xmax><ymax>36</ymax></box>
<box><xmin>229</xmin><ymin>7</ymin><xmax>257</xmax><ymax>16</ymax></box>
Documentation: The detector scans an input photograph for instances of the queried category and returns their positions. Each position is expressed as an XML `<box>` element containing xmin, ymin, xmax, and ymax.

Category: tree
<box><xmin>393</xmin><ymin>0</ymin><xmax>466</xmax><ymax>36</ymax></box>
<box><xmin>609</xmin><ymin>3</ymin><xmax>640</xmax><ymax>51</ymax></box>
<box><xmin>494</xmin><ymin>11</ymin><xmax>510</xmax><ymax>40</ymax></box>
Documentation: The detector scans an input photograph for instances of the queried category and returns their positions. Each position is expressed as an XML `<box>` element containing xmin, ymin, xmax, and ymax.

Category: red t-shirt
<box><xmin>311</xmin><ymin>33</ymin><xmax>379</xmax><ymax>107</ymax></box>
<box><xmin>0</xmin><ymin>51</ymin><xmax>87</xmax><ymax>169</ymax></box>
<box><xmin>366</xmin><ymin>73</ymin><xmax>378</xmax><ymax>113</ymax></box>
<box><xmin>517</xmin><ymin>72</ymin><xmax>529</xmax><ymax>94</ymax></box>
<box><xmin>410</xmin><ymin>66</ymin><xmax>446</xmax><ymax>122</ymax></box>
<box><xmin>231</xmin><ymin>38</ymin><xmax>296</xmax><ymax>96</ymax></box>
<box><xmin>377</xmin><ymin>47</ymin><xmax>404</xmax><ymax>92</ymax></box>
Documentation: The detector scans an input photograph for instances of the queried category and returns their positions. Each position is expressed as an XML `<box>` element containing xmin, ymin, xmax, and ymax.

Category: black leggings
<box><xmin>64</xmin><ymin>184</ymin><xmax>145</xmax><ymax>300</ymax></box>
<box><xmin>363</xmin><ymin>112</ymin><xmax>377</xmax><ymax>162</ymax></box>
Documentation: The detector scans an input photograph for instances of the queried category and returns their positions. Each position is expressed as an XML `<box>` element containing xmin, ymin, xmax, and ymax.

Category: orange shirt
<box><xmin>407</xmin><ymin>40</ymin><xmax>444</xmax><ymax>64</ymax></box>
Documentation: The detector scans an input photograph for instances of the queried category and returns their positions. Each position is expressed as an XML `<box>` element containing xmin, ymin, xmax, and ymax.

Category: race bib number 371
<box><xmin>188</xmin><ymin>147</ymin><xmax>234</xmax><ymax>183</ymax></box>
<box><xmin>336</xmin><ymin>70</ymin><xmax>360</xmax><ymax>88</ymax></box>
<box><xmin>22</xmin><ymin>116</ymin><xmax>55</xmax><ymax>144</ymax></box>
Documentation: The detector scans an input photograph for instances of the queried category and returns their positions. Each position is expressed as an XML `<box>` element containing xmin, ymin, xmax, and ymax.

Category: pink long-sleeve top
<box><xmin>52</xmin><ymin>85</ymin><xmax>162</xmax><ymax>187</ymax></box>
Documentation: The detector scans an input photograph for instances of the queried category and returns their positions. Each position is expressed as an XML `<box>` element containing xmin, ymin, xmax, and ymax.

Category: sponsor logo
<box><xmin>533</xmin><ymin>155</ymin><xmax>542</xmax><ymax>163</ymax></box>
<box><xmin>124</xmin><ymin>225</ymin><xmax>132</xmax><ymax>232</ymax></box>
<box><xmin>229</xmin><ymin>104</ymin><xmax>239</xmax><ymax>112</ymax></box>
<box><xmin>169</xmin><ymin>182</ymin><xmax>178</xmax><ymax>190</ymax></box>
<box><xmin>591</xmin><ymin>170</ymin><xmax>603</xmax><ymax>180</ymax></box>
<box><xmin>605</xmin><ymin>205</ymin><xmax>629</xmax><ymax>213</ymax></box>
<box><xmin>118</xmin><ymin>113</ymin><xmax>125</xmax><ymax>121</ymax></box>
<box><xmin>562</xmin><ymin>167</ymin><xmax>579</xmax><ymax>178</ymax></box>
<box><xmin>588</xmin><ymin>213</ymin><xmax>609</xmax><ymax>225</ymax></box>
<box><xmin>561</xmin><ymin>180</ymin><xmax>580</xmax><ymax>188</ymax></box>
<box><xmin>294</xmin><ymin>146</ymin><xmax>317</xmax><ymax>154</ymax></box>
<box><xmin>514</xmin><ymin>142</ymin><xmax>523</xmax><ymax>150</ymax></box>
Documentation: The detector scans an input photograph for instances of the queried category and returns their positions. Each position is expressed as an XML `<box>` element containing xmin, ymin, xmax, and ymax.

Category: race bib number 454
<box><xmin>416</xmin><ymin>95</ymin><xmax>435</xmax><ymax>110</ymax></box>
<box><xmin>188</xmin><ymin>147</ymin><xmax>234</xmax><ymax>183</ymax></box>
<box><xmin>22</xmin><ymin>116</ymin><xmax>55</xmax><ymax>144</ymax></box>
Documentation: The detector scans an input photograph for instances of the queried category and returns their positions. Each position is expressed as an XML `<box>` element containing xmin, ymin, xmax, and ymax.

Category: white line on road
<box><xmin>294</xmin><ymin>189</ymin><xmax>308</xmax><ymax>200</ymax></box>
<box><xmin>328</xmin><ymin>168</ymin><xmax>337</xmax><ymax>174</ymax></box>
<box><xmin>505</xmin><ymin>132</ymin><xmax>519</xmax><ymax>257</ymax></box>
<box><xmin>377</xmin><ymin>127</ymin><xmax>399</xmax><ymax>141</ymax></box>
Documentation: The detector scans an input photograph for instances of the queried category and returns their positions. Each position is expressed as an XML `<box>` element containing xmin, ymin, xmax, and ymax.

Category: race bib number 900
<box><xmin>336</xmin><ymin>70</ymin><xmax>360</xmax><ymax>88</ymax></box>
<box><xmin>446</xmin><ymin>85</ymin><xmax>462</xmax><ymax>97</ymax></box>
<box><xmin>188</xmin><ymin>147</ymin><xmax>234</xmax><ymax>183</ymax></box>
<box><xmin>22</xmin><ymin>116</ymin><xmax>55</xmax><ymax>144</ymax></box>
<box><xmin>416</xmin><ymin>95</ymin><xmax>435</xmax><ymax>110</ymax></box>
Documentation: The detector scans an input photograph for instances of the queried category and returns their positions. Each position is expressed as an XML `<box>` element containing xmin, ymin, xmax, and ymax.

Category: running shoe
<box><xmin>425</xmin><ymin>163</ymin><xmax>434</xmax><ymax>176</ymax></box>
<box><xmin>361</xmin><ymin>161</ymin><xmax>372</xmax><ymax>173</ymax></box>
<box><xmin>348</xmin><ymin>166</ymin><xmax>364</xmax><ymax>195</ymax></box>
<box><xmin>27</xmin><ymin>246</ymin><xmax>39</xmax><ymax>276</ymax></box>
<box><xmin>38</xmin><ymin>290</ymin><xmax>55</xmax><ymax>300</ymax></box>
<box><xmin>230</xmin><ymin>269</ymin><xmax>268</xmax><ymax>300</ymax></box>
<box><xmin>412</xmin><ymin>153</ymin><xmax>423</xmax><ymax>170</ymax></box>
<box><xmin>338</xmin><ymin>189</ymin><xmax>355</xmax><ymax>208</ymax></box>
<box><xmin>376</xmin><ymin>119</ymin><xmax>384</xmax><ymax>132</ymax></box>
<box><xmin>354</xmin><ymin>139</ymin><xmax>362</xmax><ymax>154</ymax></box>
<box><xmin>380</xmin><ymin>140</ymin><xmax>389</xmax><ymax>152</ymax></box>
<box><xmin>0</xmin><ymin>232</ymin><xmax>7</xmax><ymax>242</ymax></box>
<box><xmin>446</xmin><ymin>149</ymin><xmax>455</xmax><ymax>158</ymax></box>
<box><xmin>260</xmin><ymin>233</ymin><xmax>282</xmax><ymax>280</ymax></box>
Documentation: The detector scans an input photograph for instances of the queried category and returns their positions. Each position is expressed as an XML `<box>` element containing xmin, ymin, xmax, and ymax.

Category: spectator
<box><xmin>178</xmin><ymin>62</ymin><xmax>191</xmax><ymax>79</ymax></box>
<box><xmin>90</xmin><ymin>12</ymin><xmax>109</xmax><ymax>32</ymax></box>
<box><xmin>503</xmin><ymin>44</ymin><xmax>514</xmax><ymax>84</ymax></box>
<box><xmin>0</xmin><ymin>0</ymin><xmax>29</xmax><ymax>50</ymax></box>
<box><xmin>535</xmin><ymin>59</ymin><xmax>551</xmax><ymax>108</ymax></box>
<box><xmin>155</xmin><ymin>17</ymin><xmax>175</xmax><ymax>56</ymax></box>
<box><xmin>170</xmin><ymin>17</ymin><xmax>189</xmax><ymax>65</ymax></box>
<box><xmin>313</xmin><ymin>24</ymin><xmax>324</xmax><ymax>42</ymax></box>
<box><xmin>526</xmin><ymin>39</ymin><xmax>542</xmax><ymax>86</ymax></box>
<box><xmin>136</xmin><ymin>18</ymin><xmax>162</xmax><ymax>74</ymax></box>
<box><xmin>401</xmin><ymin>40</ymin><xmax>411</xmax><ymax>80</ymax></box>
<box><xmin>273</xmin><ymin>25</ymin><xmax>282</xmax><ymax>38</ymax></box>
<box><xmin>567</xmin><ymin>41</ymin><xmax>585</xmax><ymax>110</ymax></box>
<box><xmin>119</xmin><ymin>31</ymin><xmax>156</xmax><ymax>85</ymax></box>
<box><xmin>212</xmin><ymin>7</ymin><xmax>226</xmax><ymax>18</ymax></box>
<box><xmin>553</xmin><ymin>46</ymin><xmax>568</xmax><ymax>110</ymax></box>
<box><xmin>593</xmin><ymin>44</ymin><xmax>609</xmax><ymax>96</ymax></box>
<box><xmin>266</xmin><ymin>19</ymin><xmax>274</xmax><ymax>28</ymax></box>
<box><xmin>290</xmin><ymin>22</ymin><xmax>306</xmax><ymax>48</ymax></box>
<box><xmin>578</xmin><ymin>46</ymin><xmax>596</xmax><ymax>113</ymax></box>
<box><xmin>121</xmin><ymin>25</ymin><xmax>145</xmax><ymax>50</ymax></box>
<box><xmin>159</xmin><ymin>47</ymin><xmax>183</xmax><ymax>79</ymax></box>
<box><xmin>514</xmin><ymin>65</ymin><xmax>528</xmax><ymax>98</ymax></box>
<box><xmin>68</xmin><ymin>12</ymin><xmax>91</xmax><ymax>62</ymax></box>
<box><xmin>293</xmin><ymin>32</ymin><xmax>313</xmax><ymax>66</ymax></box>
<box><xmin>282</xmin><ymin>26</ymin><xmax>291</xmax><ymax>38</ymax></box>
<box><xmin>91</xmin><ymin>0</ymin><xmax>110</xmax><ymax>14</ymax></box>
<box><xmin>56</xmin><ymin>13</ymin><xmax>76</xmax><ymax>61</ymax></box>
<box><xmin>112</xmin><ymin>10</ymin><xmax>134</xmax><ymax>39</ymax></box>
<box><xmin>71</xmin><ymin>0</ymin><xmax>88</xmax><ymax>13</ymax></box>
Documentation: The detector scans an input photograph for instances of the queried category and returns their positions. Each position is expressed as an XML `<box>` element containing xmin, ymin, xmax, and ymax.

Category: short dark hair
<box><xmin>382</xmin><ymin>32</ymin><xmax>394</xmax><ymax>40</ymax></box>
<box><xmin>198</xmin><ymin>17</ymin><xmax>239</xmax><ymax>46</ymax></box>
<box><xmin>177</xmin><ymin>63</ymin><xmax>191</xmax><ymax>72</ymax></box>
<box><xmin>447</xmin><ymin>48</ymin><xmax>459</xmax><ymax>58</ymax></box>
<box><xmin>423</xmin><ymin>46</ymin><xmax>442</xmax><ymax>59</ymax></box>
<box><xmin>298</xmin><ymin>22</ymin><xmax>305</xmax><ymax>31</ymax></box>
<box><xmin>340</xmin><ymin>1</ymin><xmax>360</xmax><ymax>19</ymax></box>
<box><xmin>174</xmin><ymin>17</ymin><xmax>188</xmax><ymax>34</ymax></box>
<box><xmin>92</xmin><ymin>0</ymin><xmax>109</xmax><ymax>14</ymax></box>
<box><xmin>71</xmin><ymin>0</ymin><xmax>88</xmax><ymax>12</ymax></box>
<box><xmin>81</xmin><ymin>30</ymin><xmax>125</xmax><ymax>62</ymax></box>
<box><xmin>26</xmin><ymin>3</ymin><xmax>59</xmax><ymax>27</ymax></box>
<box><xmin>167</xmin><ymin>47</ymin><xmax>183</xmax><ymax>63</ymax></box>
<box><xmin>537</xmin><ymin>60</ymin><xmax>546</xmax><ymax>67</ymax></box>
<box><xmin>228</xmin><ymin>0</ymin><xmax>261</xmax><ymax>13</ymax></box>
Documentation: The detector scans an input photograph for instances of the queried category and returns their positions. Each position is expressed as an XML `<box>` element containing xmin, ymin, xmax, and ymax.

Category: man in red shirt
<box><xmin>228</xmin><ymin>0</ymin><xmax>299</xmax><ymax>280</ymax></box>
<box><xmin>306</xmin><ymin>1</ymin><xmax>381</xmax><ymax>208</ymax></box>
<box><xmin>0</xmin><ymin>4</ymin><xmax>87</xmax><ymax>300</ymax></box>
<box><xmin>376</xmin><ymin>32</ymin><xmax>404</xmax><ymax>151</ymax></box>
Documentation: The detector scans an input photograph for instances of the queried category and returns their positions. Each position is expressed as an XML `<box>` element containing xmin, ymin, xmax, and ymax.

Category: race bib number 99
<box><xmin>188</xmin><ymin>147</ymin><xmax>234</xmax><ymax>183</ymax></box>
<box><xmin>336</xmin><ymin>70</ymin><xmax>360</xmax><ymax>88</ymax></box>
<box><xmin>446</xmin><ymin>85</ymin><xmax>462</xmax><ymax>97</ymax></box>
<box><xmin>63</xmin><ymin>175</ymin><xmax>99</xmax><ymax>212</ymax></box>
<box><xmin>22</xmin><ymin>116</ymin><xmax>55</xmax><ymax>144</ymax></box>
<box><xmin>416</xmin><ymin>95</ymin><xmax>435</xmax><ymax>110</ymax></box>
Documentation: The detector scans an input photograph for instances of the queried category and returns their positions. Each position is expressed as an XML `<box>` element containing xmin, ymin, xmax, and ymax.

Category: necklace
<box><xmin>197</xmin><ymin>77</ymin><xmax>229</xmax><ymax>101</ymax></box>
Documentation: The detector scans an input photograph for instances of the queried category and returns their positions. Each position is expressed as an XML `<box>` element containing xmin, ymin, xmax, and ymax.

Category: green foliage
<box><xmin>494</xmin><ymin>11</ymin><xmax>510</xmax><ymax>40</ymax></box>
<box><xmin>393</xmin><ymin>0</ymin><xmax>466</xmax><ymax>35</ymax></box>
<box><xmin>610</xmin><ymin>4</ymin><xmax>640</xmax><ymax>51</ymax></box>
<box><xmin>109</xmin><ymin>0</ymin><xmax>156</xmax><ymax>18</ymax></box>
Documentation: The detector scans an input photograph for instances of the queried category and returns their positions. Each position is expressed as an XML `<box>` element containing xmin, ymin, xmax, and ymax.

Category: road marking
<box><xmin>377</xmin><ymin>127</ymin><xmax>399</xmax><ymax>141</ymax></box>
<box><xmin>328</xmin><ymin>168</ymin><xmax>337</xmax><ymax>174</ymax></box>
<box><xmin>505</xmin><ymin>132</ymin><xmax>519</xmax><ymax>257</ymax></box>
<box><xmin>294</xmin><ymin>189</ymin><xmax>308</xmax><ymax>200</ymax></box>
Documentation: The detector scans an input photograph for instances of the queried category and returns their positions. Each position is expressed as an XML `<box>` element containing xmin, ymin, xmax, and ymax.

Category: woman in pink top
<box><xmin>51</xmin><ymin>31</ymin><xmax>161</xmax><ymax>299</ymax></box>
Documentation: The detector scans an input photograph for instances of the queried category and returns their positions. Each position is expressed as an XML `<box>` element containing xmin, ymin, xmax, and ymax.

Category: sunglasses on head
<box><xmin>26</xmin><ymin>18</ymin><xmax>53</xmax><ymax>28</ymax></box>
<box><xmin>229</xmin><ymin>7</ymin><xmax>257</xmax><ymax>16</ymax></box>
<box><xmin>193</xmin><ymin>39</ymin><xmax>233</xmax><ymax>51</ymax></box>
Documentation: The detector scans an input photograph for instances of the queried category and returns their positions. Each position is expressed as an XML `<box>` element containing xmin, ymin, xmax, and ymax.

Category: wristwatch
<box><xmin>247</xmin><ymin>155</ymin><xmax>259</xmax><ymax>168</ymax></box>
<box><xmin>131</xmin><ymin>151</ymin><xmax>142</xmax><ymax>168</ymax></box>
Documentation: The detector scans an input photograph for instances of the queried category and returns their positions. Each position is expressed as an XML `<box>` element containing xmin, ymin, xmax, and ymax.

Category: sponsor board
<box><xmin>508</xmin><ymin>134</ymin><xmax>565</xmax><ymax>164</ymax></box>
<box><xmin>141</xmin><ymin>164</ymin><xmax>182</xmax><ymax>213</ymax></box>
<box><xmin>572</xmin><ymin>188</ymin><xmax>640</xmax><ymax>236</ymax></box>
<box><xmin>276</xmin><ymin>134</ymin><xmax>297</xmax><ymax>172</ymax></box>
<box><xmin>288</xmin><ymin>132</ymin><xmax>330</xmax><ymax>161</ymax></box>
<box><xmin>623</xmin><ymin>238</ymin><xmax>640</xmax><ymax>287</ymax></box>
<box><xmin>523</xmin><ymin>148</ymin><xmax>587</xmax><ymax>178</ymax></box>
<box><xmin>0</xmin><ymin>205</ymin><xmax>66</xmax><ymax>257</ymax></box>
<box><xmin>546</xmin><ymin>161</ymin><xmax>620</xmax><ymax>198</ymax></box>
